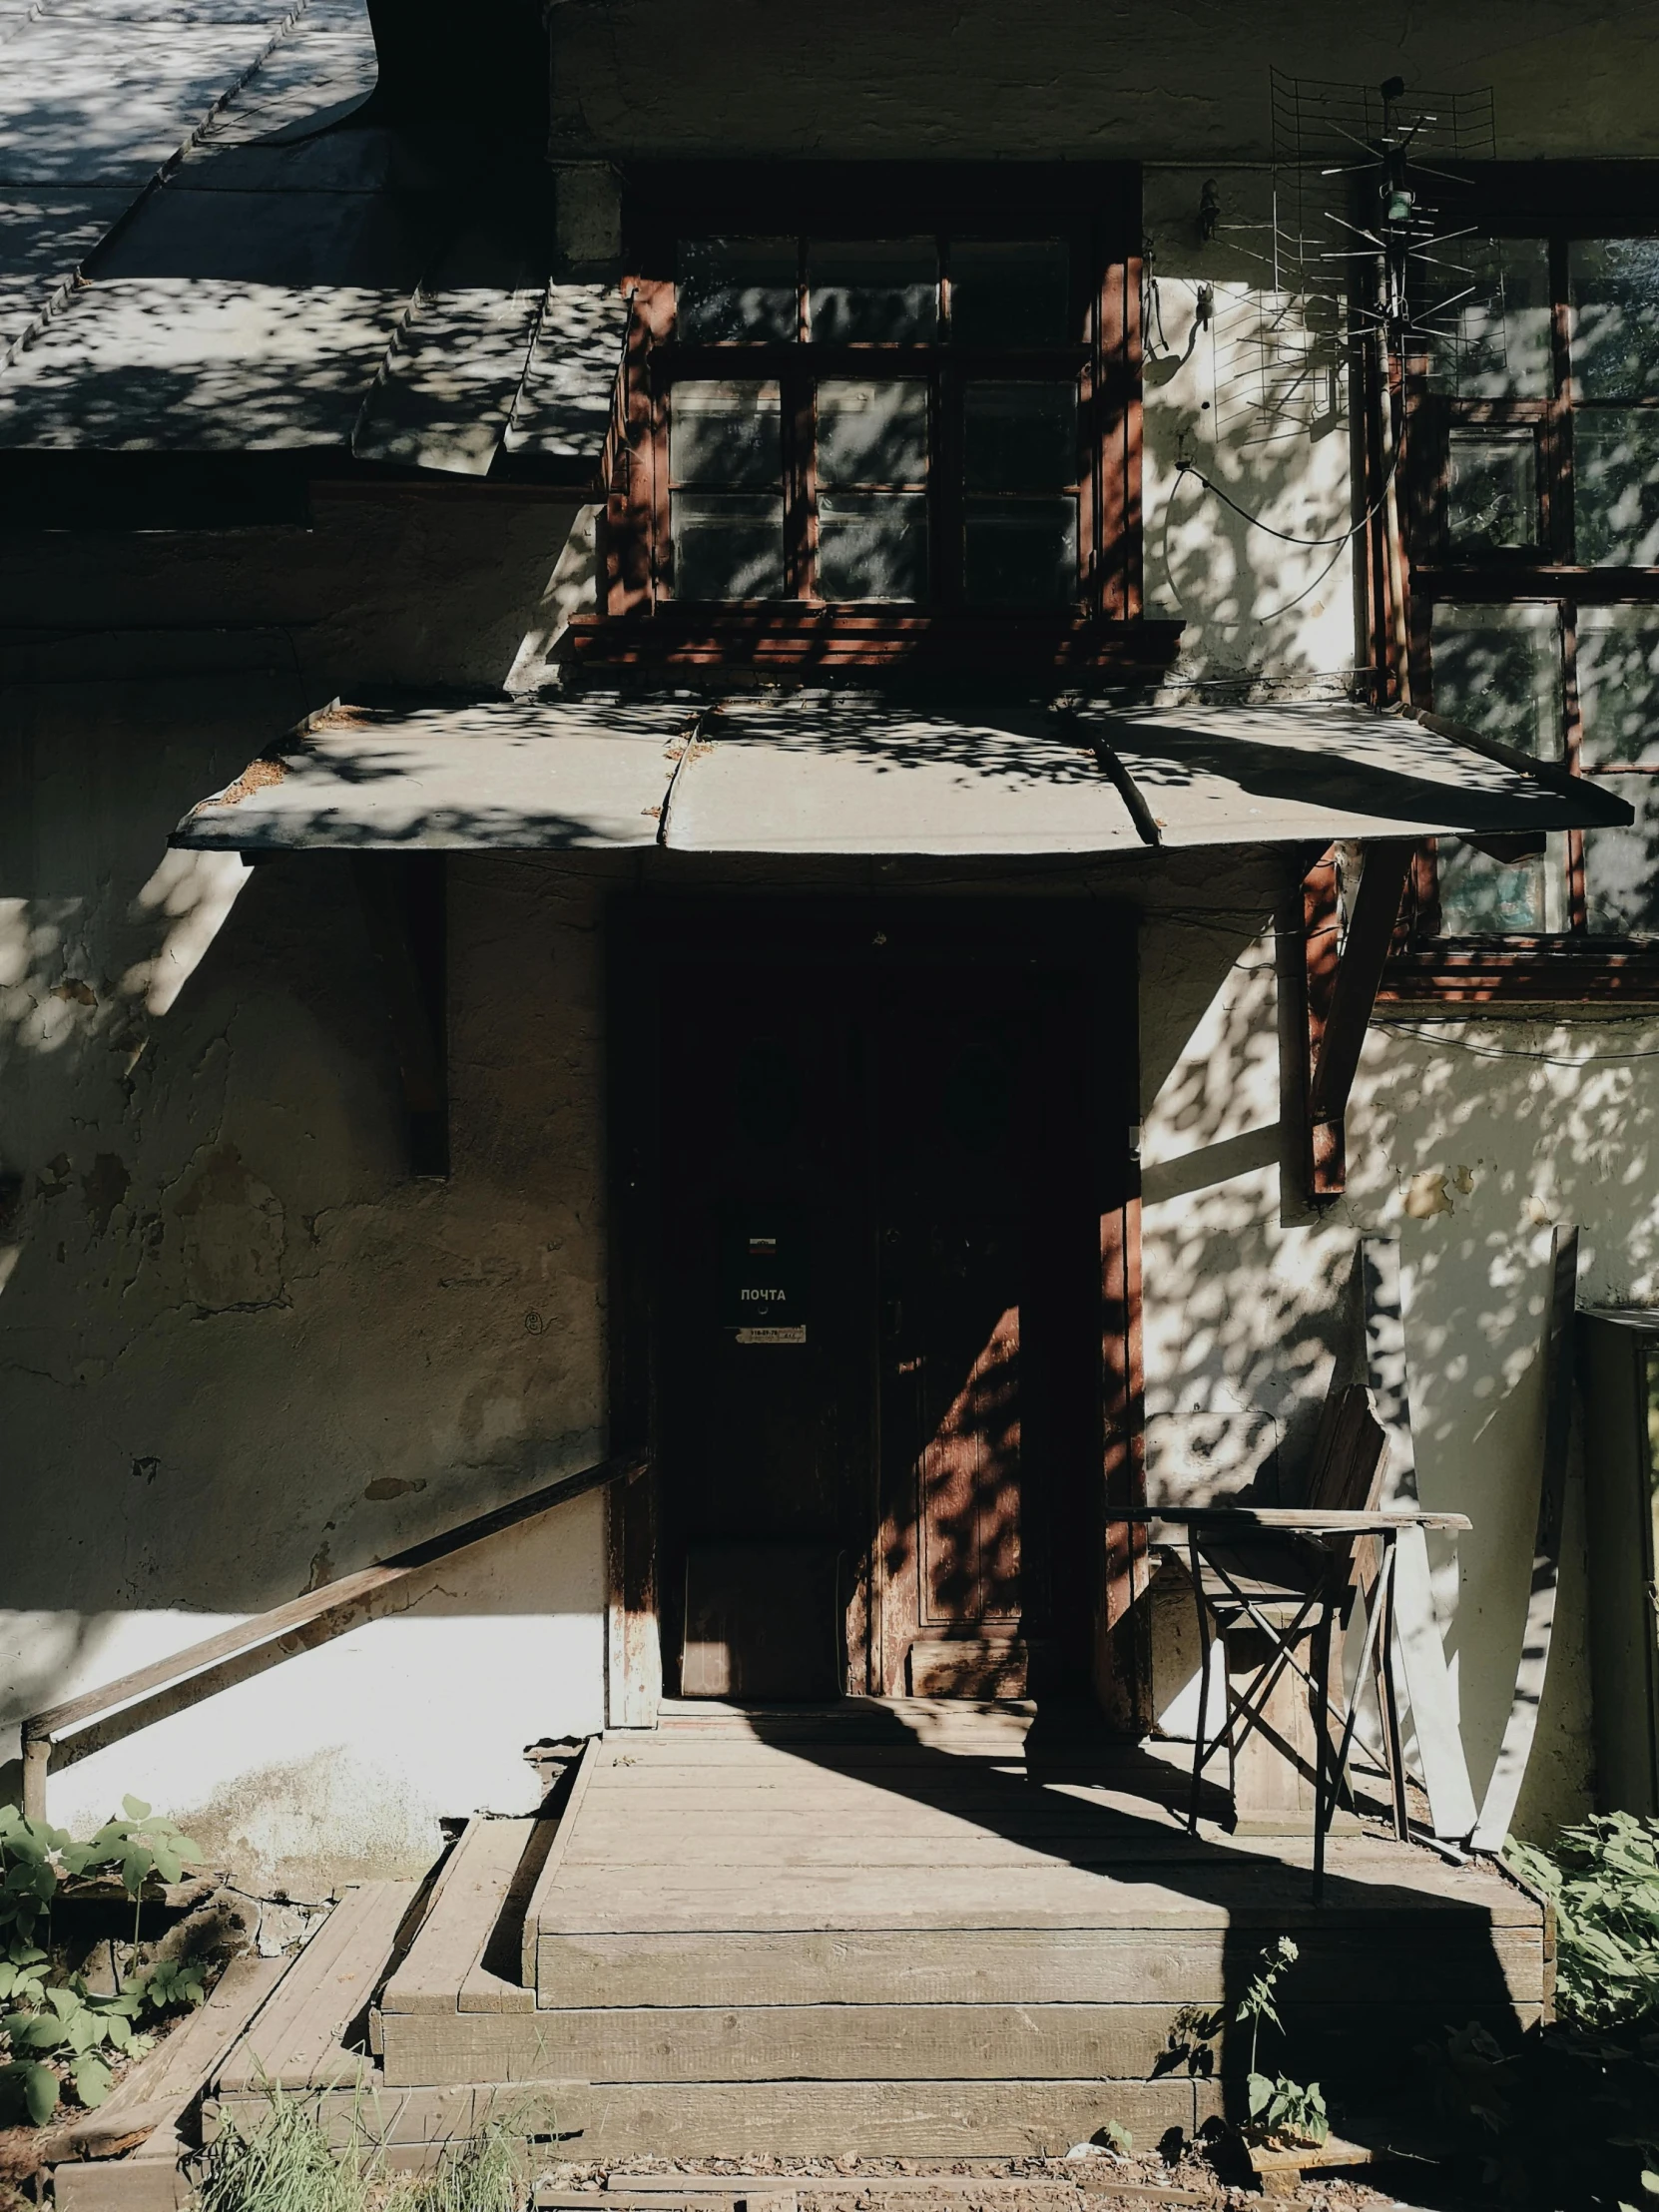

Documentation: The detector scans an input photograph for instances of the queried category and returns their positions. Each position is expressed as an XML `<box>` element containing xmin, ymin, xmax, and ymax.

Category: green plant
<box><xmin>0</xmin><ymin>1795</ymin><xmax>205</xmax><ymax>2125</ymax></box>
<box><xmin>1505</xmin><ymin>1815</ymin><xmax>1659</xmax><ymax>2029</ymax></box>
<box><xmin>1235</xmin><ymin>1936</ymin><xmax>1330</xmax><ymax>2149</ymax></box>
<box><xmin>1419</xmin><ymin>2015</ymin><xmax>1659</xmax><ymax>2210</ymax></box>
<box><xmin>1095</xmin><ymin>2119</ymin><xmax>1133</xmax><ymax>2156</ymax></box>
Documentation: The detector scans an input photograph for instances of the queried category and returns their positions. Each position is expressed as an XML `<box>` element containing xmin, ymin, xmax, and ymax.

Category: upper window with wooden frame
<box><xmin>582</xmin><ymin>165</ymin><xmax>1158</xmax><ymax>673</ymax></box>
<box><xmin>1398</xmin><ymin>175</ymin><xmax>1659</xmax><ymax>969</ymax></box>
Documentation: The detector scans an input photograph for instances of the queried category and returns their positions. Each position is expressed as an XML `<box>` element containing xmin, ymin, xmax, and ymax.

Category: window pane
<box><xmin>677</xmin><ymin>240</ymin><xmax>797</xmax><ymax>343</ymax></box>
<box><xmin>1574</xmin><ymin>408</ymin><xmax>1659</xmax><ymax>565</ymax></box>
<box><xmin>1431</xmin><ymin>603</ymin><xmax>1567</xmax><ymax>932</ymax></box>
<box><xmin>807</xmin><ymin>240</ymin><xmax>938</xmax><ymax>342</ymax></box>
<box><xmin>964</xmin><ymin>381</ymin><xmax>1076</xmax><ymax>491</ymax></box>
<box><xmin>1435</xmin><ymin>837</ymin><xmax>1563</xmax><ymax>932</ymax></box>
<box><xmin>1430</xmin><ymin>602</ymin><xmax>1564</xmax><ymax>758</ymax></box>
<box><xmin>1583</xmin><ymin>782</ymin><xmax>1659</xmax><ymax>935</ymax></box>
<box><xmin>963</xmin><ymin>498</ymin><xmax>1077</xmax><ymax>606</ymax></box>
<box><xmin>669</xmin><ymin>380</ymin><xmax>782</xmax><ymax>489</ymax></box>
<box><xmin>1423</xmin><ymin>239</ymin><xmax>1552</xmax><ymax>399</ymax></box>
<box><xmin>950</xmin><ymin>241</ymin><xmax>1071</xmax><ymax>346</ymax></box>
<box><xmin>816</xmin><ymin>380</ymin><xmax>928</xmax><ymax>486</ymax></box>
<box><xmin>671</xmin><ymin>491</ymin><xmax>786</xmax><ymax>599</ymax></box>
<box><xmin>1446</xmin><ymin>428</ymin><xmax>1537</xmax><ymax>551</ymax></box>
<box><xmin>1578</xmin><ymin>608</ymin><xmax>1659</xmax><ymax>766</ymax></box>
<box><xmin>818</xmin><ymin>493</ymin><xmax>929</xmax><ymax>601</ymax></box>
<box><xmin>1570</xmin><ymin>239</ymin><xmax>1659</xmax><ymax>401</ymax></box>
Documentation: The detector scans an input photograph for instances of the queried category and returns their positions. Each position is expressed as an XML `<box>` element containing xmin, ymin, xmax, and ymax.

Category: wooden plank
<box><xmin>533</xmin><ymin>1857</ymin><xmax>1536</xmax><ymax>1934</ymax></box>
<box><xmin>535</xmin><ymin>1926</ymin><xmax>1544</xmax><ymax>2010</ymax></box>
<box><xmin>51</xmin><ymin>2160</ymin><xmax>186</xmax><ymax>2212</ymax></box>
<box><xmin>29</xmin><ymin>1454</ymin><xmax>648</xmax><ymax>1772</ymax></box>
<box><xmin>380</xmin><ymin>1994</ymin><xmax>1538</xmax><ymax>2092</ymax></box>
<box><xmin>381</xmin><ymin>2002</ymin><xmax>1194</xmax><ymax>2088</ymax></box>
<box><xmin>49</xmin><ymin>1957</ymin><xmax>288</xmax><ymax>2212</ymax></box>
<box><xmin>1474</xmin><ymin>1226</ymin><xmax>1580</xmax><ymax>1851</ymax></box>
<box><xmin>383</xmin><ymin>1820</ymin><xmax>531</xmax><ymax>2015</ymax></box>
<box><xmin>1307</xmin><ymin>844</ymin><xmax>1415</xmax><ymax>1140</ymax></box>
<box><xmin>521</xmin><ymin>1738</ymin><xmax>600</xmax><ymax>1987</ymax></box>
<box><xmin>518</xmin><ymin>2077</ymin><xmax>1200</xmax><ymax>2158</ymax></box>
<box><xmin>206</xmin><ymin>2080</ymin><xmax>585</xmax><ymax>2151</ymax></box>
<box><xmin>219</xmin><ymin>1883</ymin><xmax>415</xmax><ymax>2092</ymax></box>
<box><xmin>209</xmin><ymin>2077</ymin><xmax>1198</xmax><ymax>2158</ymax></box>
<box><xmin>1391</xmin><ymin>1522</ymin><xmax>1480</xmax><ymax>1842</ymax></box>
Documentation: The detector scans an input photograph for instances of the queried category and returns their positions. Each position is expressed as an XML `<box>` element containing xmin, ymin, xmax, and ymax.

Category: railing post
<box><xmin>21</xmin><ymin>1732</ymin><xmax>49</xmax><ymax>1824</ymax></box>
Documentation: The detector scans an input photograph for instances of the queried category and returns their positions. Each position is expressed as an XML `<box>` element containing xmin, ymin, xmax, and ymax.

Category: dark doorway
<box><xmin>612</xmin><ymin>901</ymin><xmax>1138</xmax><ymax>1710</ymax></box>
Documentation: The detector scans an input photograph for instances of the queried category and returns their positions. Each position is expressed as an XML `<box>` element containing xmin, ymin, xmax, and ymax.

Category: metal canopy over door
<box><xmin>618</xmin><ymin>901</ymin><xmax>1136</xmax><ymax>1713</ymax></box>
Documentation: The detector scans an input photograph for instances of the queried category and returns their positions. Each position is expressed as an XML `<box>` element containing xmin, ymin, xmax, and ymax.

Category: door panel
<box><xmin>658</xmin><ymin>960</ymin><xmax>871</xmax><ymax>1698</ymax></box>
<box><xmin>645</xmin><ymin>907</ymin><xmax>1123</xmax><ymax>1709</ymax></box>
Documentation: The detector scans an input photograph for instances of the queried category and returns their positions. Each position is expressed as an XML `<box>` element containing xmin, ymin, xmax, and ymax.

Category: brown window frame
<box><xmin>1382</xmin><ymin>164</ymin><xmax>1659</xmax><ymax>1003</ymax></box>
<box><xmin>565</xmin><ymin>163</ymin><xmax>1181</xmax><ymax>678</ymax></box>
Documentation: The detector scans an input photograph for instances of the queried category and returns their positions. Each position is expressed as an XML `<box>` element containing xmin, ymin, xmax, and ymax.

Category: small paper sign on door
<box><xmin>721</xmin><ymin>1211</ymin><xmax>807</xmax><ymax>1343</ymax></box>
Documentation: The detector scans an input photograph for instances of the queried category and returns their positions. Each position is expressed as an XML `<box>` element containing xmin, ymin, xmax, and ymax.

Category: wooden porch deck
<box><xmin>208</xmin><ymin>1700</ymin><xmax>1548</xmax><ymax>2161</ymax></box>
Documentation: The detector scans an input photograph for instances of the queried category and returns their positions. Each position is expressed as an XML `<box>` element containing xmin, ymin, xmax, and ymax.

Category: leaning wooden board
<box><xmin>218</xmin><ymin>1882</ymin><xmax>416</xmax><ymax>2092</ymax></box>
<box><xmin>50</xmin><ymin>1954</ymin><xmax>287</xmax><ymax>2212</ymax></box>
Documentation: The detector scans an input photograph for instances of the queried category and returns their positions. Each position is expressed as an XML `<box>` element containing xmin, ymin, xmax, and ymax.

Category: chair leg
<box><xmin>1377</xmin><ymin>1537</ymin><xmax>1410</xmax><ymax>1841</ymax></box>
<box><xmin>1311</xmin><ymin>1563</ymin><xmax>1336</xmax><ymax>1907</ymax></box>
<box><xmin>1188</xmin><ymin>1531</ymin><xmax>1211</xmax><ymax>1835</ymax></box>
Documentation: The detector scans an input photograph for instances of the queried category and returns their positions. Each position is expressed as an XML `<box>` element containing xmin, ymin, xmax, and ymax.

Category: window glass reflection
<box><xmin>816</xmin><ymin>380</ymin><xmax>928</xmax><ymax>602</ymax></box>
<box><xmin>1575</xmin><ymin>408</ymin><xmax>1659</xmax><ymax>565</ymax></box>
<box><xmin>1582</xmin><ymin>789</ymin><xmax>1659</xmax><ymax>936</ymax></box>
<box><xmin>808</xmin><ymin>241</ymin><xmax>939</xmax><ymax>342</ymax></box>
<box><xmin>1431</xmin><ymin>603</ymin><xmax>1567</xmax><ymax>932</ymax></box>
<box><xmin>677</xmin><ymin>239</ymin><xmax>798</xmax><ymax>343</ymax></box>
<box><xmin>1424</xmin><ymin>239</ymin><xmax>1552</xmax><ymax>399</ymax></box>
<box><xmin>1446</xmin><ymin>428</ymin><xmax>1537</xmax><ymax>551</ymax></box>
<box><xmin>1571</xmin><ymin>239</ymin><xmax>1659</xmax><ymax>401</ymax></box>
<box><xmin>670</xmin><ymin>381</ymin><xmax>785</xmax><ymax>599</ymax></box>
<box><xmin>1578</xmin><ymin>609</ymin><xmax>1659</xmax><ymax>766</ymax></box>
<box><xmin>816</xmin><ymin>380</ymin><xmax>928</xmax><ymax>486</ymax></box>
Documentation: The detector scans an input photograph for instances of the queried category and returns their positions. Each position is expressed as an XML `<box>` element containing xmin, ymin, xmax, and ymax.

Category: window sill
<box><xmin>561</xmin><ymin>608</ymin><xmax>1184</xmax><ymax>674</ymax></box>
<box><xmin>1382</xmin><ymin>938</ymin><xmax>1659</xmax><ymax>1004</ymax></box>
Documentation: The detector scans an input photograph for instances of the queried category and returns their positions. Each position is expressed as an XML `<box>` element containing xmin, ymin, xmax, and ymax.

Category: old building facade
<box><xmin>4</xmin><ymin>0</ymin><xmax>1659</xmax><ymax>1906</ymax></box>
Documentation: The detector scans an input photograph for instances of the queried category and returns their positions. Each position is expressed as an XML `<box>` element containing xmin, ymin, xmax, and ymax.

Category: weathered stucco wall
<box><xmin>549</xmin><ymin>0</ymin><xmax>1659</xmax><ymax>162</ymax></box>
<box><xmin>0</xmin><ymin>499</ymin><xmax>619</xmax><ymax>1887</ymax></box>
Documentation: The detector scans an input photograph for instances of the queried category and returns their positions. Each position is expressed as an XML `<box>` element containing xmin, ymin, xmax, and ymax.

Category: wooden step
<box><xmin>381</xmin><ymin>1816</ymin><xmax>536</xmax><ymax>2017</ymax></box>
<box><xmin>217</xmin><ymin>1880</ymin><xmax>417</xmax><ymax>2093</ymax></box>
<box><xmin>215</xmin><ymin>2075</ymin><xmax>1212</xmax><ymax>2158</ymax></box>
<box><xmin>534</xmin><ymin>1919</ymin><xmax>1546</xmax><ymax>2009</ymax></box>
<box><xmin>376</xmin><ymin>1990</ymin><xmax>1537</xmax><ymax>2092</ymax></box>
<box><xmin>208</xmin><ymin>2077</ymin><xmax>584</xmax><ymax>2153</ymax></box>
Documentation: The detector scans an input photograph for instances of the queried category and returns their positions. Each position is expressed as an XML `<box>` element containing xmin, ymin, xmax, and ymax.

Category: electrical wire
<box><xmin>1174</xmin><ymin>440</ymin><xmax>1399</xmax><ymax>550</ymax></box>
<box><xmin>1378</xmin><ymin>1019</ymin><xmax>1659</xmax><ymax>1067</ymax></box>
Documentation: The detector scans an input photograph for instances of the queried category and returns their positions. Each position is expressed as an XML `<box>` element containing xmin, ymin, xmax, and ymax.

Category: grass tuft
<box><xmin>195</xmin><ymin>2094</ymin><xmax>526</xmax><ymax>2212</ymax></box>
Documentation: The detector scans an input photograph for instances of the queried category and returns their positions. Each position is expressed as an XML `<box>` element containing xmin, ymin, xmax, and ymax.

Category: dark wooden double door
<box><xmin>641</xmin><ymin>907</ymin><xmax>1128</xmax><ymax>1704</ymax></box>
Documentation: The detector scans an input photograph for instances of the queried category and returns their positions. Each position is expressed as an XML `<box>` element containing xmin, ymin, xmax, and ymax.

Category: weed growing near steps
<box><xmin>0</xmin><ymin>1797</ymin><xmax>208</xmax><ymax>2124</ymax></box>
<box><xmin>1235</xmin><ymin>1937</ymin><xmax>1330</xmax><ymax>2149</ymax></box>
<box><xmin>1406</xmin><ymin>1819</ymin><xmax>1659</xmax><ymax>2209</ymax></box>
<box><xmin>198</xmin><ymin>2096</ymin><xmax>526</xmax><ymax>2212</ymax></box>
<box><xmin>1505</xmin><ymin>1814</ymin><xmax>1659</xmax><ymax>2029</ymax></box>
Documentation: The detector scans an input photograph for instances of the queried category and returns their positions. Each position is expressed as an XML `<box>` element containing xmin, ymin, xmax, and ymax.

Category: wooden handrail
<box><xmin>18</xmin><ymin>1450</ymin><xmax>649</xmax><ymax>1821</ymax></box>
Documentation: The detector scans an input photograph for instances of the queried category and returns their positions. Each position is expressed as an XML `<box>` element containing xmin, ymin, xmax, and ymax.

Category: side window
<box><xmin>1408</xmin><ymin>228</ymin><xmax>1659</xmax><ymax>942</ymax></box>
